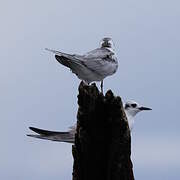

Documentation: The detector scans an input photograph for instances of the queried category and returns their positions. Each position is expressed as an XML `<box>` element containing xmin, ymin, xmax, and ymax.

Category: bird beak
<box><xmin>139</xmin><ymin>106</ymin><xmax>152</xmax><ymax>111</ymax></box>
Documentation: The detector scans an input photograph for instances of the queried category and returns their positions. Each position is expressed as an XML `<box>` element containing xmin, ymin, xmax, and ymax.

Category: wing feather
<box><xmin>27</xmin><ymin>127</ymin><xmax>75</xmax><ymax>143</ymax></box>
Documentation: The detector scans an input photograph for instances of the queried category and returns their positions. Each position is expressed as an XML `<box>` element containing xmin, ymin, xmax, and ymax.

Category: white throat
<box><xmin>124</xmin><ymin>109</ymin><xmax>140</xmax><ymax>130</ymax></box>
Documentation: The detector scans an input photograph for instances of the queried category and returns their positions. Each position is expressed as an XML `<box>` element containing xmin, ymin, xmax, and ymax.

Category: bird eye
<box><xmin>131</xmin><ymin>103</ymin><xmax>137</xmax><ymax>108</ymax></box>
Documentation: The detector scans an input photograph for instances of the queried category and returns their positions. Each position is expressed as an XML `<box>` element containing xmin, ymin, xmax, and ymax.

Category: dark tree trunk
<box><xmin>72</xmin><ymin>82</ymin><xmax>134</xmax><ymax>180</ymax></box>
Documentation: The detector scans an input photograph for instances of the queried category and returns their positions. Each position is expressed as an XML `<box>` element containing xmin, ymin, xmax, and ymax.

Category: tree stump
<box><xmin>72</xmin><ymin>82</ymin><xmax>134</xmax><ymax>180</ymax></box>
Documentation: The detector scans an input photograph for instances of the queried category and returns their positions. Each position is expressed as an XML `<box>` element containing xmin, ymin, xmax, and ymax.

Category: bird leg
<box><xmin>100</xmin><ymin>80</ymin><xmax>103</xmax><ymax>94</ymax></box>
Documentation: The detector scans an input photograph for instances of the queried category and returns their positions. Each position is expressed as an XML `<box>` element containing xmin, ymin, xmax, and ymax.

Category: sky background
<box><xmin>0</xmin><ymin>0</ymin><xmax>180</xmax><ymax>179</ymax></box>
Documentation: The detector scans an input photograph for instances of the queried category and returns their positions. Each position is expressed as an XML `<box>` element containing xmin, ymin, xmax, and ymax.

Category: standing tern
<box><xmin>45</xmin><ymin>37</ymin><xmax>118</xmax><ymax>93</ymax></box>
<box><xmin>27</xmin><ymin>101</ymin><xmax>151</xmax><ymax>143</ymax></box>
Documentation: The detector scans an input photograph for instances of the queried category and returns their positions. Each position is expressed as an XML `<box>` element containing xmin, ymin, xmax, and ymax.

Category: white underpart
<box><xmin>124</xmin><ymin>110</ymin><xmax>138</xmax><ymax>130</ymax></box>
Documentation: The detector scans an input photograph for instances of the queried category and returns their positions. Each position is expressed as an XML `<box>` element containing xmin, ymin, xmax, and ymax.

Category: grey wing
<box><xmin>55</xmin><ymin>55</ymin><xmax>83</xmax><ymax>71</ymax></box>
<box><xmin>83</xmin><ymin>48</ymin><xmax>118</xmax><ymax>77</ymax></box>
<box><xmin>27</xmin><ymin>127</ymin><xmax>75</xmax><ymax>143</ymax></box>
<box><xmin>46</xmin><ymin>48</ymin><xmax>82</xmax><ymax>67</ymax></box>
<box><xmin>46</xmin><ymin>48</ymin><xmax>87</xmax><ymax>75</ymax></box>
<box><xmin>84</xmin><ymin>48</ymin><xmax>113</xmax><ymax>59</ymax></box>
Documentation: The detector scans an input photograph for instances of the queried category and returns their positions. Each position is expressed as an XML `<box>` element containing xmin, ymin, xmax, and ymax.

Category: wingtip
<box><xmin>27</xmin><ymin>134</ymin><xmax>42</xmax><ymax>140</ymax></box>
<box><xmin>29</xmin><ymin>127</ymin><xmax>41</xmax><ymax>134</ymax></box>
<box><xmin>45</xmin><ymin>48</ymin><xmax>59</xmax><ymax>55</ymax></box>
<box><xmin>45</xmin><ymin>48</ymin><xmax>51</xmax><ymax>52</ymax></box>
<box><xmin>29</xmin><ymin>126</ymin><xmax>35</xmax><ymax>131</ymax></box>
<box><xmin>45</xmin><ymin>48</ymin><xmax>49</xmax><ymax>51</ymax></box>
<box><xmin>26</xmin><ymin>134</ymin><xmax>35</xmax><ymax>137</ymax></box>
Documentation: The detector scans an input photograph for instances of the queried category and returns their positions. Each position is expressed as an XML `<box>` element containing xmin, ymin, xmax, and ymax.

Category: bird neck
<box><xmin>124</xmin><ymin>110</ymin><xmax>137</xmax><ymax>130</ymax></box>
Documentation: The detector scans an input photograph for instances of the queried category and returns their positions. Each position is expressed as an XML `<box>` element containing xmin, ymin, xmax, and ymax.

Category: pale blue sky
<box><xmin>0</xmin><ymin>0</ymin><xmax>180</xmax><ymax>179</ymax></box>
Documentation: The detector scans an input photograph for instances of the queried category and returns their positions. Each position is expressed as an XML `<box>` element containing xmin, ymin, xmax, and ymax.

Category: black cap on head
<box><xmin>101</xmin><ymin>37</ymin><xmax>113</xmax><ymax>48</ymax></box>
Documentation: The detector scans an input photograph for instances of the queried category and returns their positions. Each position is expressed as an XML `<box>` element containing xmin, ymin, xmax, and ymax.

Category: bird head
<box><xmin>124</xmin><ymin>100</ymin><xmax>152</xmax><ymax>130</ymax></box>
<box><xmin>100</xmin><ymin>37</ymin><xmax>115</xmax><ymax>50</ymax></box>
<box><xmin>124</xmin><ymin>100</ymin><xmax>152</xmax><ymax>119</ymax></box>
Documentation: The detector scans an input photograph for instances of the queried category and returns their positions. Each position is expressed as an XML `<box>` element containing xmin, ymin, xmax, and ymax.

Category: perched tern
<box><xmin>45</xmin><ymin>37</ymin><xmax>118</xmax><ymax>93</ymax></box>
<box><xmin>27</xmin><ymin>101</ymin><xmax>151</xmax><ymax>143</ymax></box>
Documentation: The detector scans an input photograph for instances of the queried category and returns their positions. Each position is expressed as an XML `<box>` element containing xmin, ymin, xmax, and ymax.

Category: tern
<box><xmin>27</xmin><ymin>101</ymin><xmax>151</xmax><ymax>143</ymax></box>
<box><xmin>45</xmin><ymin>37</ymin><xmax>118</xmax><ymax>93</ymax></box>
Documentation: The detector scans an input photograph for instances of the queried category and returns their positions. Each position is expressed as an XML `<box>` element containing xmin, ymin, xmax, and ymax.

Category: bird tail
<box><xmin>45</xmin><ymin>48</ymin><xmax>82</xmax><ymax>68</ymax></box>
<box><xmin>45</xmin><ymin>48</ymin><xmax>69</xmax><ymax>57</ymax></box>
<box><xmin>27</xmin><ymin>127</ymin><xmax>74</xmax><ymax>143</ymax></box>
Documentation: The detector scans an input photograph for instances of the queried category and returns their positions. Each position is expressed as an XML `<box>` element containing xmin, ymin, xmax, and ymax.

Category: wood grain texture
<box><xmin>72</xmin><ymin>82</ymin><xmax>134</xmax><ymax>180</ymax></box>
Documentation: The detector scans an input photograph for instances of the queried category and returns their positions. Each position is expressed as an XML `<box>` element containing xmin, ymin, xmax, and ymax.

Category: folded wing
<box><xmin>82</xmin><ymin>48</ymin><xmax>118</xmax><ymax>77</ymax></box>
<box><xmin>27</xmin><ymin>127</ymin><xmax>75</xmax><ymax>143</ymax></box>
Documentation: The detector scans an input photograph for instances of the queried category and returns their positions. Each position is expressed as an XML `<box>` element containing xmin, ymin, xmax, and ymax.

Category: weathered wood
<box><xmin>72</xmin><ymin>82</ymin><xmax>134</xmax><ymax>180</ymax></box>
